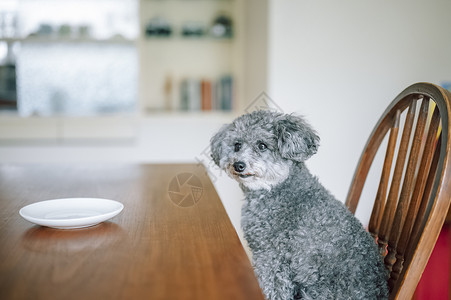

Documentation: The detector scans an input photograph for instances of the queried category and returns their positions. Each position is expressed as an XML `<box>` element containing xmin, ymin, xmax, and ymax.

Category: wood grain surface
<box><xmin>0</xmin><ymin>164</ymin><xmax>264</xmax><ymax>300</ymax></box>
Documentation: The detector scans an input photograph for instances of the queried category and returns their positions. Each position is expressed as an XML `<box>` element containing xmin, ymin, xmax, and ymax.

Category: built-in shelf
<box><xmin>138</xmin><ymin>0</ymin><xmax>243</xmax><ymax>112</ymax></box>
<box><xmin>0</xmin><ymin>0</ymin><xmax>250</xmax><ymax>142</ymax></box>
<box><xmin>143</xmin><ymin>36</ymin><xmax>233</xmax><ymax>41</ymax></box>
<box><xmin>0</xmin><ymin>36</ymin><xmax>136</xmax><ymax>44</ymax></box>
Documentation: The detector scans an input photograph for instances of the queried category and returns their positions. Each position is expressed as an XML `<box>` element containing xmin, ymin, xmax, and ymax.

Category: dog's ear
<box><xmin>275</xmin><ymin>114</ymin><xmax>320</xmax><ymax>162</ymax></box>
<box><xmin>210</xmin><ymin>124</ymin><xmax>231</xmax><ymax>166</ymax></box>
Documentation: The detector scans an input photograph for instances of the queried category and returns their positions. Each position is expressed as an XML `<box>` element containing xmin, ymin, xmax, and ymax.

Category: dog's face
<box><xmin>210</xmin><ymin>110</ymin><xmax>320</xmax><ymax>191</ymax></box>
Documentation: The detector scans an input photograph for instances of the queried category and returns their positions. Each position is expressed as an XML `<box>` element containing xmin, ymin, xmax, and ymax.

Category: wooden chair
<box><xmin>346</xmin><ymin>82</ymin><xmax>451</xmax><ymax>299</ymax></box>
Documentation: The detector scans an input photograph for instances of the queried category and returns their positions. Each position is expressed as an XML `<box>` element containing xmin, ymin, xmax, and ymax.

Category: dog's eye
<box><xmin>258</xmin><ymin>142</ymin><xmax>267</xmax><ymax>151</ymax></box>
<box><xmin>234</xmin><ymin>142</ymin><xmax>242</xmax><ymax>152</ymax></box>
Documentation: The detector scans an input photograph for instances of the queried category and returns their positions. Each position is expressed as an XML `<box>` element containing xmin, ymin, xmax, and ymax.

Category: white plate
<box><xmin>19</xmin><ymin>198</ymin><xmax>124</xmax><ymax>229</ymax></box>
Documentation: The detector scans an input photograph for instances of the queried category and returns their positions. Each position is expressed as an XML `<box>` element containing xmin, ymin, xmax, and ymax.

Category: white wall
<box><xmin>268</xmin><ymin>0</ymin><xmax>451</xmax><ymax>224</ymax></box>
<box><xmin>242</xmin><ymin>0</ymin><xmax>269</xmax><ymax>109</ymax></box>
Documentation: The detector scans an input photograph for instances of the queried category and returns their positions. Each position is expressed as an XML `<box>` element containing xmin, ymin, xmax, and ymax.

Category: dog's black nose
<box><xmin>233</xmin><ymin>161</ymin><xmax>246</xmax><ymax>173</ymax></box>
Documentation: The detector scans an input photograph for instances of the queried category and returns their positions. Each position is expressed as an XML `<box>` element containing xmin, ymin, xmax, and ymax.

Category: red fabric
<box><xmin>414</xmin><ymin>224</ymin><xmax>451</xmax><ymax>300</ymax></box>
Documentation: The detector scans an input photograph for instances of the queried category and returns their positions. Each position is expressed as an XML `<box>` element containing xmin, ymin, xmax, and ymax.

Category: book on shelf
<box><xmin>217</xmin><ymin>75</ymin><xmax>233</xmax><ymax>111</ymax></box>
<box><xmin>179</xmin><ymin>75</ymin><xmax>233</xmax><ymax>112</ymax></box>
<box><xmin>201</xmin><ymin>79</ymin><xmax>212</xmax><ymax>111</ymax></box>
<box><xmin>180</xmin><ymin>79</ymin><xmax>201</xmax><ymax>111</ymax></box>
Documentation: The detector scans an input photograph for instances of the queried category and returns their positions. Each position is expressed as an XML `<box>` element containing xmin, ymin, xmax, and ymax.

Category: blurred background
<box><xmin>0</xmin><ymin>0</ymin><xmax>450</xmax><ymax>297</ymax></box>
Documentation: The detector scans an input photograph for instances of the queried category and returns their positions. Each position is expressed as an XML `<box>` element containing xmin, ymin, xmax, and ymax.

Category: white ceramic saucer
<box><xmin>19</xmin><ymin>198</ymin><xmax>124</xmax><ymax>229</ymax></box>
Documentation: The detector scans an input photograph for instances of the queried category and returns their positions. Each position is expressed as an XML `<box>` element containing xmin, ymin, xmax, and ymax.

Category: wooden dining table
<box><xmin>0</xmin><ymin>164</ymin><xmax>264</xmax><ymax>300</ymax></box>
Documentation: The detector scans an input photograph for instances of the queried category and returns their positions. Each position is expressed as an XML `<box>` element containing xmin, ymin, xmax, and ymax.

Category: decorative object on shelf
<box><xmin>145</xmin><ymin>16</ymin><xmax>172</xmax><ymax>37</ymax></box>
<box><xmin>164</xmin><ymin>74</ymin><xmax>173</xmax><ymax>111</ymax></box>
<box><xmin>210</xmin><ymin>14</ymin><xmax>233</xmax><ymax>38</ymax></box>
<box><xmin>144</xmin><ymin>13</ymin><xmax>234</xmax><ymax>40</ymax></box>
<box><xmin>58</xmin><ymin>24</ymin><xmax>72</xmax><ymax>37</ymax></box>
<box><xmin>78</xmin><ymin>24</ymin><xmax>91</xmax><ymax>39</ymax></box>
<box><xmin>181</xmin><ymin>21</ymin><xmax>206</xmax><ymax>38</ymax></box>
<box><xmin>0</xmin><ymin>10</ymin><xmax>18</xmax><ymax>39</ymax></box>
<box><xmin>33</xmin><ymin>23</ymin><xmax>54</xmax><ymax>37</ymax></box>
<box><xmin>49</xmin><ymin>88</ymin><xmax>67</xmax><ymax>115</ymax></box>
<box><xmin>0</xmin><ymin>42</ymin><xmax>17</xmax><ymax>111</ymax></box>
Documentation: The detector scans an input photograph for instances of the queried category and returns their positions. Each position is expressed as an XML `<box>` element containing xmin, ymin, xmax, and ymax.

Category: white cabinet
<box><xmin>0</xmin><ymin>117</ymin><xmax>59</xmax><ymax>140</ymax></box>
<box><xmin>0</xmin><ymin>116</ymin><xmax>137</xmax><ymax>142</ymax></box>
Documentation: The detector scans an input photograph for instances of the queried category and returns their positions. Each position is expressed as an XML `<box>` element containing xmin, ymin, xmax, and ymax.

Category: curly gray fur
<box><xmin>210</xmin><ymin>110</ymin><xmax>388</xmax><ymax>300</ymax></box>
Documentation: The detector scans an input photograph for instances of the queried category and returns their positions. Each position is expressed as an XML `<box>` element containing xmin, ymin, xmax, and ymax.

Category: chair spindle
<box><xmin>377</xmin><ymin>99</ymin><xmax>417</xmax><ymax>256</ymax></box>
<box><xmin>405</xmin><ymin>132</ymin><xmax>442</xmax><ymax>264</ymax></box>
<box><xmin>369</xmin><ymin>110</ymin><xmax>401</xmax><ymax>240</ymax></box>
<box><xmin>388</xmin><ymin>104</ymin><xmax>441</xmax><ymax>289</ymax></box>
<box><xmin>385</xmin><ymin>98</ymin><xmax>429</xmax><ymax>289</ymax></box>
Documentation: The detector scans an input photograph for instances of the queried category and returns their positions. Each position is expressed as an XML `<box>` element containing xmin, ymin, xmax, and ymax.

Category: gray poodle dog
<box><xmin>210</xmin><ymin>110</ymin><xmax>388</xmax><ymax>300</ymax></box>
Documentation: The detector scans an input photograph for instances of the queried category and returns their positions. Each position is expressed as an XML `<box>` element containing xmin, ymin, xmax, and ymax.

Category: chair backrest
<box><xmin>345</xmin><ymin>82</ymin><xmax>451</xmax><ymax>300</ymax></box>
